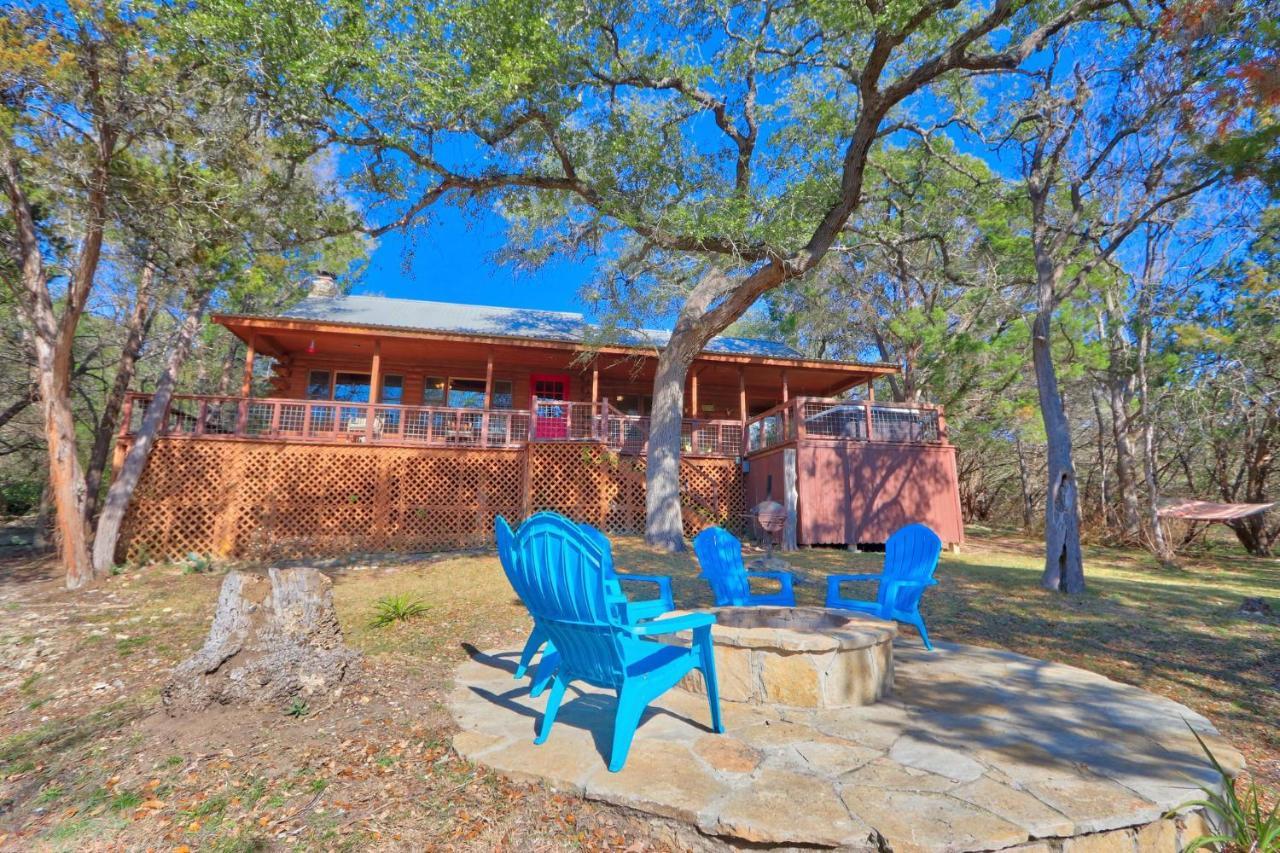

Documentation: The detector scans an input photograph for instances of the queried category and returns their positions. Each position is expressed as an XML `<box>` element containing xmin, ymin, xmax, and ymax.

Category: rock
<box><xmin>1239</xmin><ymin>597</ymin><xmax>1273</xmax><ymax>617</ymax></box>
<box><xmin>162</xmin><ymin>568</ymin><xmax>360</xmax><ymax>715</ymax></box>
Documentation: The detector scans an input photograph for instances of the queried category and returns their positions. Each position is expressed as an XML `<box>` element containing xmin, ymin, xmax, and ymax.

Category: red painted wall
<box><xmin>746</xmin><ymin>439</ymin><xmax>964</xmax><ymax>546</ymax></box>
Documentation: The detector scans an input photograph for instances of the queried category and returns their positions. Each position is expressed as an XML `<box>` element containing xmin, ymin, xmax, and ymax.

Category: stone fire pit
<box><xmin>673</xmin><ymin>606</ymin><xmax>895</xmax><ymax>708</ymax></box>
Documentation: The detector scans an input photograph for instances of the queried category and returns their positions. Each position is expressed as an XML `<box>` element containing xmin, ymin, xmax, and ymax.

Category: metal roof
<box><xmin>276</xmin><ymin>295</ymin><xmax>804</xmax><ymax>358</ymax></box>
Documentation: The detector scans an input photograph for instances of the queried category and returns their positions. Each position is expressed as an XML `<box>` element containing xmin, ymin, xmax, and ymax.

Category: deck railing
<box><xmin>745</xmin><ymin>397</ymin><xmax>946</xmax><ymax>454</ymax></box>
<box><xmin>120</xmin><ymin>394</ymin><xmax>744</xmax><ymax>456</ymax></box>
<box><xmin>121</xmin><ymin>393</ymin><xmax>947</xmax><ymax>456</ymax></box>
<box><xmin>602</xmin><ymin>404</ymin><xmax>744</xmax><ymax>458</ymax></box>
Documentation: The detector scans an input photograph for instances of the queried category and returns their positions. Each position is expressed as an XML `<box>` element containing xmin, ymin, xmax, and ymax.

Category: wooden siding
<box><xmin>118</xmin><ymin>437</ymin><xmax>745</xmax><ymax>562</ymax></box>
<box><xmin>745</xmin><ymin>440</ymin><xmax>964</xmax><ymax>547</ymax></box>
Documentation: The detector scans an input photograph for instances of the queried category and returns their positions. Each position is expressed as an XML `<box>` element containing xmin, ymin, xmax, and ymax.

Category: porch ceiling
<box><xmin>220</xmin><ymin>317</ymin><xmax>891</xmax><ymax>397</ymax></box>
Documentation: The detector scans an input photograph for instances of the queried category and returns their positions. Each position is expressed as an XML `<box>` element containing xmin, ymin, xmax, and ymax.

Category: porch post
<box><xmin>482</xmin><ymin>350</ymin><xmax>494</xmax><ymax>447</ymax></box>
<box><xmin>366</xmin><ymin>338</ymin><xmax>381</xmax><ymax>441</ymax></box>
<box><xmin>738</xmin><ymin>367</ymin><xmax>748</xmax><ymax>452</ymax></box>
<box><xmin>590</xmin><ymin>361</ymin><xmax>600</xmax><ymax>440</ymax></box>
<box><xmin>236</xmin><ymin>334</ymin><xmax>256</xmax><ymax>434</ymax></box>
<box><xmin>866</xmin><ymin>378</ymin><xmax>875</xmax><ymax>402</ymax></box>
<box><xmin>240</xmin><ymin>335</ymin><xmax>256</xmax><ymax>397</ymax></box>
<box><xmin>781</xmin><ymin>370</ymin><xmax>789</xmax><ymax>403</ymax></box>
<box><xmin>690</xmin><ymin>369</ymin><xmax>699</xmax><ymax>417</ymax></box>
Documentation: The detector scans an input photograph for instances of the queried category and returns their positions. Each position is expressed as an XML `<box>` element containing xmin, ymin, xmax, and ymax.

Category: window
<box><xmin>422</xmin><ymin>377</ymin><xmax>445</xmax><ymax>406</ymax></box>
<box><xmin>492</xmin><ymin>379</ymin><xmax>513</xmax><ymax>409</ymax></box>
<box><xmin>379</xmin><ymin>375</ymin><xmax>404</xmax><ymax>405</ymax></box>
<box><xmin>448</xmin><ymin>378</ymin><xmax>487</xmax><ymax>409</ymax></box>
<box><xmin>306</xmin><ymin>370</ymin><xmax>332</xmax><ymax>401</ymax></box>
<box><xmin>333</xmin><ymin>372</ymin><xmax>371</xmax><ymax>403</ymax></box>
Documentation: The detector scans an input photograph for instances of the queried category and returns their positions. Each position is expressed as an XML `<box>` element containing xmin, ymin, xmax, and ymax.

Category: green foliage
<box><xmin>181</xmin><ymin>553</ymin><xmax>214</xmax><ymax>574</ymax></box>
<box><xmin>369</xmin><ymin>593</ymin><xmax>429</xmax><ymax>628</ymax></box>
<box><xmin>1177</xmin><ymin>727</ymin><xmax>1280</xmax><ymax>852</ymax></box>
<box><xmin>286</xmin><ymin>699</ymin><xmax>310</xmax><ymax>718</ymax></box>
<box><xmin>0</xmin><ymin>478</ymin><xmax>41</xmax><ymax>516</ymax></box>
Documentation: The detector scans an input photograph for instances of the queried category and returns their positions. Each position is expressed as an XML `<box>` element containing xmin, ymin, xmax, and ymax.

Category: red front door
<box><xmin>531</xmin><ymin>374</ymin><xmax>570</xmax><ymax>438</ymax></box>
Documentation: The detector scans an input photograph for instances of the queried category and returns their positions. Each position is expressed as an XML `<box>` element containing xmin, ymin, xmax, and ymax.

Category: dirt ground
<box><xmin>0</xmin><ymin>529</ymin><xmax>1276</xmax><ymax>850</ymax></box>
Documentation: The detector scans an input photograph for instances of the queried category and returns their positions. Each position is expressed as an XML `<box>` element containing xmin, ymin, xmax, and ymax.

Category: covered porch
<box><xmin>121</xmin><ymin>318</ymin><xmax>898</xmax><ymax>459</ymax></box>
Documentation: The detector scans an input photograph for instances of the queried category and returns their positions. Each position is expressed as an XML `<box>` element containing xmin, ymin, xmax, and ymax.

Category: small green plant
<box><xmin>369</xmin><ymin>593</ymin><xmax>428</xmax><ymax>628</ymax></box>
<box><xmin>286</xmin><ymin>699</ymin><xmax>310</xmax><ymax>718</ymax></box>
<box><xmin>181</xmin><ymin>552</ymin><xmax>214</xmax><ymax>574</ymax></box>
<box><xmin>110</xmin><ymin>789</ymin><xmax>143</xmax><ymax>811</ymax></box>
<box><xmin>1177</xmin><ymin>726</ymin><xmax>1280</xmax><ymax>852</ymax></box>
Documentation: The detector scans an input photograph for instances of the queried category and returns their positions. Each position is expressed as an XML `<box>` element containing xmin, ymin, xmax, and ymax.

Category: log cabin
<box><xmin>114</xmin><ymin>275</ymin><xmax>964</xmax><ymax>562</ymax></box>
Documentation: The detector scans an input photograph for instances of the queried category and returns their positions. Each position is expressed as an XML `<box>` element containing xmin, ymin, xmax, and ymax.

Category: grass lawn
<box><xmin>0</xmin><ymin>527</ymin><xmax>1275</xmax><ymax>849</ymax></box>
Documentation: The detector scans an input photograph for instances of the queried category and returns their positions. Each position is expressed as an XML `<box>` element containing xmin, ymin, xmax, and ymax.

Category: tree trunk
<box><xmin>92</xmin><ymin>287</ymin><xmax>212</xmax><ymax>574</ymax></box>
<box><xmin>2</xmin><ymin>154</ymin><xmax>99</xmax><ymax>587</ymax></box>
<box><xmin>1108</xmin><ymin>378</ymin><xmax>1142</xmax><ymax>541</ymax></box>
<box><xmin>84</xmin><ymin>263</ymin><xmax>157</xmax><ymax>521</ymax></box>
<box><xmin>1014</xmin><ymin>433</ymin><xmax>1035</xmax><ymax>531</ymax></box>
<box><xmin>1032</xmin><ymin>302</ymin><xmax>1085</xmax><ymax>594</ymax></box>
<box><xmin>1089</xmin><ymin>385</ymin><xmax>1110</xmax><ymax>531</ymax></box>
<box><xmin>1135</xmin><ymin>325</ymin><xmax>1172</xmax><ymax>561</ymax></box>
<box><xmin>645</xmin><ymin>341</ymin><xmax>697</xmax><ymax>551</ymax></box>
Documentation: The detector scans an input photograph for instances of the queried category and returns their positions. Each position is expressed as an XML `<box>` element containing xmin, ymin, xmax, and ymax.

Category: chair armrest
<box><xmin>746</xmin><ymin>570</ymin><xmax>795</xmax><ymax>598</ymax></box>
<box><xmin>628</xmin><ymin>612</ymin><xmax>716</xmax><ymax>636</ymax></box>
<box><xmin>826</xmin><ymin>573</ymin><xmax>882</xmax><ymax>584</ymax></box>
<box><xmin>614</xmin><ymin>573</ymin><xmax>675</xmax><ymax>609</ymax></box>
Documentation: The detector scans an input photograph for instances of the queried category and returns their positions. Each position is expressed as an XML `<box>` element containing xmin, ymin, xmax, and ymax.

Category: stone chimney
<box><xmin>307</xmin><ymin>271</ymin><xmax>339</xmax><ymax>299</ymax></box>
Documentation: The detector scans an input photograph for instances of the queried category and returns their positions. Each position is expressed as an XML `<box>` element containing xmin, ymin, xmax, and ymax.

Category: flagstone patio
<box><xmin>449</xmin><ymin>641</ymin><xmax>1244</xmax><ymax>852</ymax></box>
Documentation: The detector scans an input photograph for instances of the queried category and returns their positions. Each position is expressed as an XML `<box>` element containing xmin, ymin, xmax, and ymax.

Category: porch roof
<box><xmin>214</xmin><ymin>295</ymin><xmax>899</xmax><ymax>388</ymax></box>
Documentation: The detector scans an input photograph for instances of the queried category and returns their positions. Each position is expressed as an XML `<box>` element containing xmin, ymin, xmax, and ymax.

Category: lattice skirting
<box><xmin>118</xmin><ymin>439</ymin><xmax>746</xmax><ymax>562</ymax></box>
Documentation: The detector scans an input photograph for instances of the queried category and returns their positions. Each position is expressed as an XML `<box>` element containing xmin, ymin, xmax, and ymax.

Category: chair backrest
<box><xmin>693</xmin><ymin>526</ymin><xmax>751</xmax><ymax>606</ymax></box>
<box><xmin>880</xmin><ymin>523</ymin><xmax>942</xmax><ymax>613</ymax></box>
<box><xmin>509</xmin><ymin>512</ymin><xmax>628</xmax><ymax>687</ymax></box>
<box><xmin>494</xmin><ymin>515</ymin><xmax>521</xmax><ymax>592</ymax></box>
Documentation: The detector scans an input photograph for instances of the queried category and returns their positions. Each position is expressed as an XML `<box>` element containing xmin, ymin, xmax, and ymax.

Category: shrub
<box><xmin>286</xmin><ymin>699</ymin><xmax>309</xmax><ymax>718</ymax></box>
<box><xmin>1178</xmin><ymin>727</ymin><xmax>1279</xmax><ymax>852</ymax></box>
<box><xmin>369</xmin><ymin>593</ymin><xmax>428</xmax><ymax>628</ymax></box>
<box><xmin>181</xmin><ymin>553</ymin><xmax>214</xmax><ymax>574</ymax></box>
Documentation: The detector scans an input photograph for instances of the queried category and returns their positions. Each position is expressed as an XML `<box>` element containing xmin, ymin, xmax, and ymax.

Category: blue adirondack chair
<box><xmin>578</xmin><ymin>522</ymin><xmax>674</xmax><ymax>623</ymax></box>
<box><xmin>509</xmin><ymin>512</ymin><xmax>722</xmax><ymax>772</ymax></box>
<box><xmin>825</xmin><ymin>523</ymin><xmax>942</xmax><ymax>649</ymax></box>
<box><xmin>692</xmin><ymin>526</ymin><xmax>796</xmax><ymax>606</ymax></box>
<box><xmin>497</xmin><ymin>515</ymin><xmax>677</xmax><ymax>696</ymax></box>
<box><xmin>495</xmin><ymin>516</ymin><xmax>558</xmax><ymax>696</ymax></box>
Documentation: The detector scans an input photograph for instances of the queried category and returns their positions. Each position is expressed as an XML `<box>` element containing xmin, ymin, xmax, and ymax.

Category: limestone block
<box><xmin>761</xmin><ymin>651</ymin><xmax>820</xmax><ymax>706</ymax></box>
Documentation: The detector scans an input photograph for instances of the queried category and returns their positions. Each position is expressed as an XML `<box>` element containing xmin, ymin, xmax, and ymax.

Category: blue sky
<box><xmin>351</xmin><ymin>212</ymin><xmax>592</xmax><ymax>314</ymax></box>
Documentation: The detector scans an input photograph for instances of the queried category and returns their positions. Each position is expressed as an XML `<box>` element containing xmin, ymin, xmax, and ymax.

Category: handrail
<box><xmin>745</xmin><ymin>397</ymin><xmax>948</xmax><ymax>454</ymax></box>
<box><xmin>118</xmin><ymin>393</ymin><xmax>748</xmax><ymax>457</ymax></box>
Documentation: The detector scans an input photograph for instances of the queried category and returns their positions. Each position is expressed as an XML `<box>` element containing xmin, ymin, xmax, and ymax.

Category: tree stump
<box><xmin>163</xmin><ymin>567</ymin><xmax>361</xmax><ymax>714</ymax></box>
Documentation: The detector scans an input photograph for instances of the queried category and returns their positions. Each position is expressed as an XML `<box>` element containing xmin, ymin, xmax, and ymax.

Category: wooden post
<box><xmin>482</xmin><ymin>350</ymin><xmax>494</xmax><ymax>447</ymax></box>
<box><xmin>781</xmin><ymin>370</ymin><xmax>789</xmax><ymax>403</ymax></box>
<box><xmin>866</xmin><ymin>378</ymin><xmax>876</xmax><ymax>402</ymax></box>
<box><xmin>690</xmin><ymin>369</ymin><xmax>700</xmax><ymax>450</ymax></box>
<box><xmin>590</xmin><ymin>362</ymin><xmax>599</xmax><ymax>439</ymax></box>
<box><xmin>738</xmin><ymin>367</ymin><xmax>748</xmax><ymax>452</ymax></box>
<box><xmin>782</xmin><ymin>447</ymin><xmax>798</xmax><ymax>550</ymax></box>
<box><xmin>240</xmin><ymin>335</ymin><xmax>256</xmax><ymax>398</ymax></box>
<box><xmin>366</xmin><ymin>338</ymin><xmax>381</xmax><ymax>441</ymax></box>
<box><xmin>237</xmin><ymin>335</ymin><xmax>256</xmax><ymax>434</ymax></box>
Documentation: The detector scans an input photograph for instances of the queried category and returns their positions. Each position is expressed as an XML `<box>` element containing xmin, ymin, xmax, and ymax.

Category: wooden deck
<box><xmin>120</xmin><ymin>393</ymin><xmax>947</xmax><ymax>460</ymax></box>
